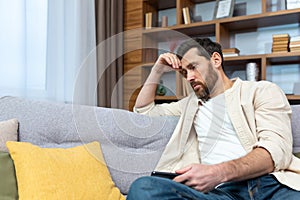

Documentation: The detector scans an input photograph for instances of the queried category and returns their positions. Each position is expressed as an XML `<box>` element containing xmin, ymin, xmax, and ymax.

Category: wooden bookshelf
<box><xmin>124</xmin><ymin>0</ymin><xmax>300</xmax><ymax>110</ymax></box>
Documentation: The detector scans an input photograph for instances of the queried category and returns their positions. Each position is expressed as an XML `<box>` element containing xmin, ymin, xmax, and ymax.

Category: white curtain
<box><xmin>0</xmin><ymin>0</ymin><xmax>97</xmax><ymax>106</ymax></box>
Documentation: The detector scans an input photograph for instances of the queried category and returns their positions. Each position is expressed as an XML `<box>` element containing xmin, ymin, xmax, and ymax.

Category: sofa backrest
<box><xmin>292</xmin><ymin>104</ymin><xmax>300</xmax><ymax>153</ymax></box>
<box><xmin>0</xmin><ymin>96</ymin><xmax>178</xmax><ymax>194</ymax></box>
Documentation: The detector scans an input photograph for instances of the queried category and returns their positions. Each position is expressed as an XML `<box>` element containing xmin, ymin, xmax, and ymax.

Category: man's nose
<box><xmin>186</xmin><ymin>71</ymin><xmax>194</xmax><ymax>82</ymax></box>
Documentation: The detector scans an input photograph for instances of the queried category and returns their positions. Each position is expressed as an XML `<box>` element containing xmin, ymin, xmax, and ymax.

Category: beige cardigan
<box><xmin>134</xmin><ymin>78</ymin><xmax>300</xmax><ymax>190</ymax></box>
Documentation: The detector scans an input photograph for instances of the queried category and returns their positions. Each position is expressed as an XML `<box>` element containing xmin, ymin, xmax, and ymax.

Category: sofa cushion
<box><xmin>0</xmin><ymin>151</ymin><xmax>18</xmax><ymax>199</ymax></box>
<box><xmin>0</xmin><ymin>119</ymin><xmax>18</xmax><ymax>152</ymax></box>
<box><xmin>6</xmin><ymin>141</ymin><xmax>125</xmax><ymax>200</ymax></box>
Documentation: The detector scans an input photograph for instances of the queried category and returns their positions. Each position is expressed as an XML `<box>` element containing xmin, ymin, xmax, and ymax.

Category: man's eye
<box><xmin>189</xmin><ymin>65</ymin><xmax>196</xmax><ymax>70</ymax></box>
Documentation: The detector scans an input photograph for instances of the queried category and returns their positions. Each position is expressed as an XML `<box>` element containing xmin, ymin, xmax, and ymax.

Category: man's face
<box><xmin>179</xmin><ymin>48</ymin><xmax>218</xmax><ymax>100</ymax></box>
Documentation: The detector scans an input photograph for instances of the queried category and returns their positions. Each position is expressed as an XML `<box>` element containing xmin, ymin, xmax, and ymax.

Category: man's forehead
<box><xmin>180</xmin><ymin>48</ymin><xmax>207</xmax><ymax>66</ymax></box>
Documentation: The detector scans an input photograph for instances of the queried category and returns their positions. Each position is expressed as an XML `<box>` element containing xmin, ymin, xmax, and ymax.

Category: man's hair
<box><xmin>176</xmin><ymin>37</ymin><xmax>224</xmax><ymax>69</ymax></box>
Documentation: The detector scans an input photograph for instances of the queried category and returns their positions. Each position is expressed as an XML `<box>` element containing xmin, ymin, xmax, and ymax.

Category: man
<box><xmin>127</xmin><ymin>38</ymin><xmax>300</xmax><ymax>199</ymax></box>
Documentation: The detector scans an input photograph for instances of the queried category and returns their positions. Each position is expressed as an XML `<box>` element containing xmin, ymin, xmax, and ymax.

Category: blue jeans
<box><xmin>127</xmin><ymin>174</ymin><xmax>300</xmax><ymax>200</ymax></box>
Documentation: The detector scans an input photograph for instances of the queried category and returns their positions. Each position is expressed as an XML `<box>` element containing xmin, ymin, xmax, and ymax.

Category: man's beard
<box><xmin>190</xmin><ymin>63</ymin><xmax>218</xmax><ymax>102</ymax></box>
<box><xmin>190</xmin><ymin>81</ymin><xmax>210</xmax><ymax>102</ymax></box>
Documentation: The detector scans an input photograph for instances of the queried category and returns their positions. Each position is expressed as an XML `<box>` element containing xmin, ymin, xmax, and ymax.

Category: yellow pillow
<box><xmin>6</xmin><ymin>141</ymin><xmax>125</xmax><ymax>200</ymax></box>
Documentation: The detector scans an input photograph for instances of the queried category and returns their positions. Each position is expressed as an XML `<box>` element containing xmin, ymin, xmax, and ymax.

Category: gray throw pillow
<box><xmin>0</xmin><ymin>119</ymin><xmax>18</xmax><ymax>152</ymax></box>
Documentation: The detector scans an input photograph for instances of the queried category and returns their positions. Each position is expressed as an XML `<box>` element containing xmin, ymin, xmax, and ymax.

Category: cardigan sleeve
<box><xmin>253</xmin><ymin>81</ymin><xmax>293</xmax><ymax>171</ymax></box>
<box><xmin>133</xmin><ymin>95</ymin><xmax>194</xmax><ymax>117</ymax></box>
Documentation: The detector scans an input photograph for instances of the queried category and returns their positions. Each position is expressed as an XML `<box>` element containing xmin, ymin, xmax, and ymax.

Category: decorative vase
<box><xmin>156</xmin><ymin>80</ymin><xmax>167</xmax><ymax>96</ymax></box>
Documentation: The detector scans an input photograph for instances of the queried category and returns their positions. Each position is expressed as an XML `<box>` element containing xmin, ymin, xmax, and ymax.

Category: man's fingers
<box><xmin>160</xmin><ymin>53</ymin><xmax>181</xmax><ymax>69</ymax></box>
<box><xmin>160</xmin><ymin>54</ymin><xmax>172</xmax><ymax>65</ymax></box>
<box><xmin>175</xmin><ymin>165</ymin><xmax>192</xmax><ymax>174</ymax></box>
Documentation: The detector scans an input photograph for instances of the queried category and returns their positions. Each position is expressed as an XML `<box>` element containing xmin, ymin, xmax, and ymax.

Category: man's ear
<box><xmin>211</xmin><ymin>52</ymin><xmax>222</xmax><ymax>69</ymax></box>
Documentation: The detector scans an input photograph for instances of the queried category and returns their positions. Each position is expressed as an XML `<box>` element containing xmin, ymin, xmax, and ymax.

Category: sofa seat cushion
<box><xmin>0</xmin><ymin>151</ymin><xmax>18</xmax><ymax>199</ymax></box>
<box><xmin>6</xmin><ymin>141</ymin><xmax>125</xmax><ymax>200</ymax></box>
<box><xmin>0</xmin><ymin>119</ymin><xmax>18</xmax><ymax>152</ymax></box>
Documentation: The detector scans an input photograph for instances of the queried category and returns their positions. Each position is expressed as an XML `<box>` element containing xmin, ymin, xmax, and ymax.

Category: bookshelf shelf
<box><xmin>219</xmin><ymin>8</ymin><xmax>300</xmax><ymax>30</ymax></box>
<box><xmin>145</xmin><ymin>0</ymin><xmax>176</xmax><ymax>10</ymax></box>
<box><xmin>287</xmin><ymin>95</ymin><xmax>300</xmax><ymax>101</ymax></box>
<box><xmin>124</xmin><ymin>0</ymin><xmax>300</xmax><ymax>110</ymax></box>
<box><xmin>155</xmin><ymin>95</ymin><xmax>179</xmax><ymax>101</ymax></box>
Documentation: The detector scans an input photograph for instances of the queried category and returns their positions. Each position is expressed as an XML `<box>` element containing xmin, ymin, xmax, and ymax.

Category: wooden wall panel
<box><xmin>124</xmin><ymin>0</ymin><xmax>143</xmax><ymax>30</ymax></box>
<box><xmin>124</xmin><ymin>0</ymin><xmax>143</xmax><ymax>110</ymax></box>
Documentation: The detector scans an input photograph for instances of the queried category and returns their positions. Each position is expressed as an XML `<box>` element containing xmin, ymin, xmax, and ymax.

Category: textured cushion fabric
<box><xmin>0</xmin><ymin>96</ymin><xmax>178</xmax><ymax>194</ymax></box>
<box><xmin>0</xmin><ymin>152</ymin><xmax>18</xmax><ymax>200</ymax></box>
<box><xmin>0</xmin><ymin>118</ymin><xmax>18</xmax><ymax>152</ymax></box>
<box><xmin>6</xmin><ymin>141</ymin><xmax>125</xmax><ymax>200</ymax></box>
<box><xmin>291</xmin><ymin>105</ymin><xmax>300</xmax><ymax>153</ymax></box>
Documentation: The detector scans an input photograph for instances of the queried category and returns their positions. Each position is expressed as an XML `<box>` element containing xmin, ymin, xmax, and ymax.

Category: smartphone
<box><xmin>151</xmin><ymin>171</ymin><xmax>179</xmax><ymax>179</ymax></box>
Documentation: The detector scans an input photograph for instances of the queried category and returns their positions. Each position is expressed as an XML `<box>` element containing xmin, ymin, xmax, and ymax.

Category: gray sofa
<box><xmin>0</xmin><ymin>96</ymin><xmax>299</xmax><ymax>196</ymax></box>
<box><xmin>0</xmin><ymin>96</ymin><xmax>178</xmax><ymax>195</ymax></box>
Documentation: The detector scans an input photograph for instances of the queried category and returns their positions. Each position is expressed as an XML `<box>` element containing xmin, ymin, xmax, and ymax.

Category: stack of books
<box><xmin>272</xmin><ymin>33</ymin><xmax>290</xmax><ymax>53</ymax></box>
<box><xmin>222</xmin><ymin>48</ymin><xmax>240</xmax><ymax>57</ymax></box>
<box><xmin>289</xmin><ymin>36</ymin><xmax>300</xmax><ymax>52</ymax></box>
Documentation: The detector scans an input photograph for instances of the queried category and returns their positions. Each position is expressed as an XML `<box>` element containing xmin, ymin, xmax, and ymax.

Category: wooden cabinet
<box><xmin>124</xmin><ymin>0</ymin><xmax>300</xmax><ymax>110</ymax></box>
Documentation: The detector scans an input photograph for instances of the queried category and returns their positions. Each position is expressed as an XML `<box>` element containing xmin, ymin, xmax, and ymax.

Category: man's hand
<box><xmin>134</xmin><ymin>52</ymin><xmax>181</xmax><ymax>108</ymax></box>
<box><xmin>173</xmin><ymin>148</ymin><xmax>274</xmax><ymax>193</ymax></box>
<box><xmin>173</xmin><ymin>164</ymin><xmax>225</xmax><ymax>193</ymax></box>
<box><xmin>152</xmin><ymin>53</ymin><xmax>181</xmax><ymax>75</ymax></box>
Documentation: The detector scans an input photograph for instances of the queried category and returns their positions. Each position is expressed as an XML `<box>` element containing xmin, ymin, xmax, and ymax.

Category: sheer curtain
<box><xmin>0</xmin><ymin>0</ymin><xmax>97</xmax><ymax>106</ymax></box>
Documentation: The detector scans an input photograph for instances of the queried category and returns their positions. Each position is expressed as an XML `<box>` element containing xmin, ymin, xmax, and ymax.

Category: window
<box><xmin>0</xmin><ymin>0</ymin><xmax>47</xmax><ymax>97</ymax></box>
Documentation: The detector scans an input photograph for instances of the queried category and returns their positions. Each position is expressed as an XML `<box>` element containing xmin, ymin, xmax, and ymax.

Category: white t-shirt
<box><xmin>194</xmin><ymin>92</ymin><xmax>247</xmax><ymax>165</ymax></box>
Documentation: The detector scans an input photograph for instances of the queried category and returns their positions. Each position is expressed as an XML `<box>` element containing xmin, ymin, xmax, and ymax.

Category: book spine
<box><xmin>182</xmin><ymin>7</ymin><xmax>191</xmax><ymax>24</ymax></box>
<box><xmin>145</xmin><ymin>12</ymin><xmax>152</xmax><ymax>29</ymax></box>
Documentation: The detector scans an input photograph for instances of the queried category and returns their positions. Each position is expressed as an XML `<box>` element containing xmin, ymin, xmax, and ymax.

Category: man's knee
<box><xmin>129</xmin><ymin>176</ymin><xmax>154</xmax><ymax>191</ymax></box>
<box><xmin>127</xmin><ymin>176</ymin><xmax>155</xmax><ymax>199</ymax></box>
<box><xmin>127</xmin><ymin>176</ymin><xmax>176</xmax><ymax>199</ymax></box>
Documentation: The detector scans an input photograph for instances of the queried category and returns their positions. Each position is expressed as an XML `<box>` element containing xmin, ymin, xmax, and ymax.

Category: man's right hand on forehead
<box><xmin>152</xmin><ymin>53</ymin><xmax>182</xmax><ymax>74</ymax></box>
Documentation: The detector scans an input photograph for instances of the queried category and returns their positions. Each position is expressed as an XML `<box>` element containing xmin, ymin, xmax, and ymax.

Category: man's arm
<box><xmin>135</xmin><ymin>53</ymin><xmax>181</xmax><ymax>108</ymax></box>
<box><xmin>220</xmin><ymin>147</ymin><xmax>274</xmax><ymax>182</ymax></box>
<box><xmin>174</xmin><ymin>147</ymin><xmax>274</xmax><ymax>193</ymax></box>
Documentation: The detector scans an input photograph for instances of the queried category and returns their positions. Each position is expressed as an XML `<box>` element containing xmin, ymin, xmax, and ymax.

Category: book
<box><xmin>272</xmin><ymin>40</ymin><xmax>289</xmax><ymax>45</ymax></box>
<box><xmin>222</xmin><ymin>48</ymin><xmax>240</xmax><ymax>57</ymax></box>
<box><xmin>272</xmin><ymin>33</ymin><xmax>290</xmax><ymax>39</ymax></box>
<box><xmin>222</xmin><ymin>48</ymin><xmax>240</xmax><ymax>54</ymax></box>
<box><xmin>289</xmin><ymin>43</ymin><xmax>300</xmax><ymax>48</ymax></box>
<box><xmin>223</xmin><ymin>53</ymin><xmax>240</xmax><ymax>57</ymax></box>
<box><xmin>145</xmin><ymin>12</ymin><xmax>152</xmax><ymax>29</ymax></box>
<box><xmin>272</xmin><ymin>44</ymin><xmax>289</xmax><ymax>48</ymax></box>
<box><xmin>290</xmin><ymin>47</ymin><xmax>300</xmax><ymax>52</ymax></box>
<box><xmin>290</xmin><ymin>35</ymin><xmax>300</xmax><ymax>42</ymax></box>
<box><xmin>289</xmin><ymin>35</ymin><xmax>300</xmax><ymax>52</ymax></box>
<box><xmin>182</xmin><ymin>7</ymin><xmax>191</xmax><ymax>24</ymax></box>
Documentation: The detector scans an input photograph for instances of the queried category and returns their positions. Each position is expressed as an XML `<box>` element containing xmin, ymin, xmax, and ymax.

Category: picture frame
<box><xmin>213</xmin><ymin>0</ymin><xmax>235</xmax><ymax>19</ymax></box>
<box><xmin>286</xmin><ymin>0</ymin><xmax>300</xmax><ymax>10</ymax></box>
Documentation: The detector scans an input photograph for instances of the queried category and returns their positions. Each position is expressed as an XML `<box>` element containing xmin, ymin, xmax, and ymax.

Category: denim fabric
<box><xmin>127</xmin><ymin>174</ymin><xmax>300</xmax><ymax>200</ymax></box>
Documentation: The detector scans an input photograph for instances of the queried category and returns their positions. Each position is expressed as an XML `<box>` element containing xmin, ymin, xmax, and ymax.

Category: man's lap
<box><xmin>127</xmin><ymin>174</ymin><xmax>300</xmax><ymax>200</ymax></box>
